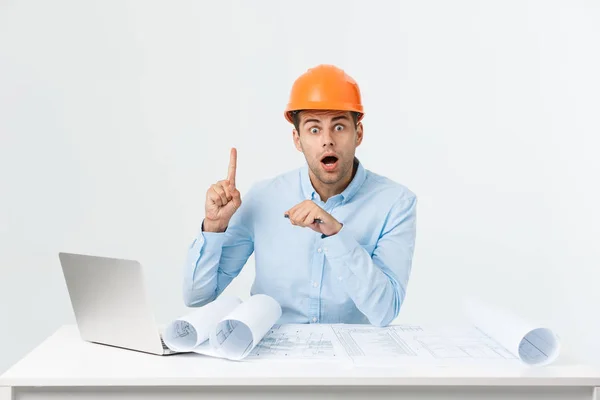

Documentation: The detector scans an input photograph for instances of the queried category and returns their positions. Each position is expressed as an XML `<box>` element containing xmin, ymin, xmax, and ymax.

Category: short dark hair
<box><xmin>292</xmin><ymin>110</ymin><xmax>361</xmax><ymax>133</ymax></box>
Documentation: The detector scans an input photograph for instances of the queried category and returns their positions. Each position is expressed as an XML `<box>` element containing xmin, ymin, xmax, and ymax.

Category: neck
<box><xmin>310</xmin><ymin>158</ymin><xmax>358</xmax><ymax>202</ymax></box>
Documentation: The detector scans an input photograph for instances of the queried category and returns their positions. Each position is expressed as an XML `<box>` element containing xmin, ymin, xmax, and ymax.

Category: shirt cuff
<box><xmin>197</xmin><ymin>222</ymin><xmax>228</xmax><ymax>252</ymax></box>
<box><xmin>321</xmin><ymin>224</ymin><xmax>360</xmax><ymax>259</ymax></box>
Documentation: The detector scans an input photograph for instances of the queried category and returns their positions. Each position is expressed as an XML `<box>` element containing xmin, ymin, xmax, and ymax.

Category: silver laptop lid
<box><xmin>58</xmin><ymin>252</ymin><xmax>164</xmax><ymax>355</ymax></box>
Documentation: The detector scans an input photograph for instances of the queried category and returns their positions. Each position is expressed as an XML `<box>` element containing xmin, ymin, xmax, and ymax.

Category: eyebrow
<box><xmin>303</xmin><ymin>118</ymin><xmax>320</xmax><ymax>126</ymax></box>
<box><xmin>302</xmin><ymin>115</ymin><xmax>350</xmax><ymax>126</ymax></box>
<box><xmin>331</xmin><ymin>115</ymin><xmax>350</xmax><ymax>122</ymax></box>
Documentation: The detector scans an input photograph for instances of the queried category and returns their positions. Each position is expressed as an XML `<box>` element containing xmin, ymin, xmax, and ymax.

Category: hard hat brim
<box><xmin>285</xmin><ymin>103</ymin><xmax>364</xmax><ymax>124</ymax></box>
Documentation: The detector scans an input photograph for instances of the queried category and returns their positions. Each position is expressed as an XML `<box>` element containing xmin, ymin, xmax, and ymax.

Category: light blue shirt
<box><xmin>182</xmin><ymin>158</ymin><xmax>417</xmax><ymax>327</ymax></box>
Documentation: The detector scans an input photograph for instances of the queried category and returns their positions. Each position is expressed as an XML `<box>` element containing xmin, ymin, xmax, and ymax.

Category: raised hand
<box><xmin>203</xmin><ymin>148</ymin><xmax>242</xmax><ymax>232</ymax></box>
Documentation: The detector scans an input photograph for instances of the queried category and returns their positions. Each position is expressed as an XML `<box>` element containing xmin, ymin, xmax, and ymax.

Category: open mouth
<box><xmin>320</xmin><ymin>154</ymin><xmax>339</xmax><ymax>171</ymax></box>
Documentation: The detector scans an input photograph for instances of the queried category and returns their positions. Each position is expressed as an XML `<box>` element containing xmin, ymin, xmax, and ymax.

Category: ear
<box><xmin>292</xmin><ymin>129</ymin><xmax>303</xmax><ymax>152</ymax></box>
<box><xmin>355</xmin><ymin>122</ymin><xmax>364</xmax><ymax>147</ymax></box>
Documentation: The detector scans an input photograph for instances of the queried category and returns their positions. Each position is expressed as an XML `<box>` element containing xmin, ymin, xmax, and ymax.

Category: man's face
<box><xmin>293</xmin><ymin>110</ymin><xmax>363</xmax><ymax>185</ymax></box>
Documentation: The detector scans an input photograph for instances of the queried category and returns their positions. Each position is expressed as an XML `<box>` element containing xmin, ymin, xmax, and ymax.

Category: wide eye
<box><xmin>334</xmin><ymin>124</ymin><xmax>344</xmax><ymax>131</ymax></box>
<box><xmin>310</xmin><ymin>127</ymin><xmax>319</xmax><ymax>134</ymax></box>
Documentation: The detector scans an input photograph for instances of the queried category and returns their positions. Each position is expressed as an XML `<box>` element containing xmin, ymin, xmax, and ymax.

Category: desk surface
<box><xmin>2</xmin><ymin>325</ymin><xmax>600</xmax><ymax>388</ymax></box>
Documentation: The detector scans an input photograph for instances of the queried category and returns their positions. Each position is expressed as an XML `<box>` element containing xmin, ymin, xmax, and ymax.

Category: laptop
<box><xmin>58</xmin><ymin>252</ymin><xmax>178</xmax><ymax>355</ymax></box>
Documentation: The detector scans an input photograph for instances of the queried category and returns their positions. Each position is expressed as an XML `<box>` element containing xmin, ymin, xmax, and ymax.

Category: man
<box><xmin>183</xmin><ymin>64</ymin><xmax>417</xmax><ymax>327</ymax></box>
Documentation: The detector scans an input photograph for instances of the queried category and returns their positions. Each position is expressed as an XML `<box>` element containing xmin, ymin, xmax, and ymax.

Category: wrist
<box><xmin>202</xmin><ymin>218</ymin><xmax>227</xmax><ymax>233</ymax></box>
<box><xmin>322</xmin><ymin>221</ymin><xmax>343</xmax><ymax>237</ymax></box>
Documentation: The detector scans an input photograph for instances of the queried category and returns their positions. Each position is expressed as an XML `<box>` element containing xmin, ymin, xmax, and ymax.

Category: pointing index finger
<box><xmin>228</xmin><ymin>147</ymin><xmax>237</xmax><ymax>187</ymax></box>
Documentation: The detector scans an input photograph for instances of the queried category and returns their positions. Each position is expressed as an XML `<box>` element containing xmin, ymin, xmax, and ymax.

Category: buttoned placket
<box><xmin>308</xmin><ymin>195</ymin><xmax>341</xmax><ymax>324</ymax></box>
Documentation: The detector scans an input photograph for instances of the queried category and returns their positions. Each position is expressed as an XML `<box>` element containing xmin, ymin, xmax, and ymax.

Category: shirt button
<box><xmin>312</xmin><ymin>282</ymin><xmax>318</xmax><ymax>288</ymax></box>
<box><xmin>312</xmin><ymin>317</ymin><xmax>317</xmax><ymax>323</ymax></box>
<box><xmin>317</xmin><ymin>248</ymin><xmax>322</xmax><ymax>253</ymax></box>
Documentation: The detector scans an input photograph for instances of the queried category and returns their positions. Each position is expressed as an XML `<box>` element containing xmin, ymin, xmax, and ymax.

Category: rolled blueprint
<box><xmin>163</xmin><ymin>294</ymin><xmax>282</xmax><ymax>360</ymax></box>
<box><xmin>163</xmin><ymin>295</ymin><xmax>241</xmax><ymax>352</ymax></box>
<box><xmin>463</xmin><ymin>297</ymin><xmax>560</xmax><ymax>366</ymax></box>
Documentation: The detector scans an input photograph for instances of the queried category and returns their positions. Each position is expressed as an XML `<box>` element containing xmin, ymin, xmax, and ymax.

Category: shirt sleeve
<box><xmin>322</xmin><ymin>193</ymin><xmax>417</xmax><ymax>326</ymax></box>
<box><xmin>182</xmin><ymin>186</ymin><xmax>256</xmax><ymax>307</ymax></box>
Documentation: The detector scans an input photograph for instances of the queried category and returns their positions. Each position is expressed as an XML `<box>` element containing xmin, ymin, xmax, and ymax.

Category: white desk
<box><xmin>2</xmin><ymin>325</ymin><xmax>600</xmax><ymax>400</ymax></box>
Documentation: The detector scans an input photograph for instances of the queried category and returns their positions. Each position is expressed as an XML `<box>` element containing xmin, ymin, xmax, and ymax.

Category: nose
<box><xmin>321</xmin><ymin>129</ymin><xmax>335</xmax><ymax>147</ymax></box>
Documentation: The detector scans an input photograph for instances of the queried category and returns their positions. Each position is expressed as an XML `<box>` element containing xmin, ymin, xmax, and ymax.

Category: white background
<box><xmin>1</xmin><ymin>0</ymin><xmax>599</xmax><ymax>374</ymax></box>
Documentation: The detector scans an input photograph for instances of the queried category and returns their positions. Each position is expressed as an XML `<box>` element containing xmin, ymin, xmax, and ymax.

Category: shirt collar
<box><xmin>300</xmin><ymin>157</ymin><xmax>366</xmax><ymax>204</ymax></box>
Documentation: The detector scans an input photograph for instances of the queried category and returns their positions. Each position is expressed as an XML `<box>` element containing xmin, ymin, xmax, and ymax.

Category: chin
<box><xmin>309</xmin><ymin>160</ymin><xmax>345</xmax><ymax>183</ymax></box>
<box><xmin>316</xmin><ymin>171</ymin><xmax>342</xmax><ymax>184</ymax></box>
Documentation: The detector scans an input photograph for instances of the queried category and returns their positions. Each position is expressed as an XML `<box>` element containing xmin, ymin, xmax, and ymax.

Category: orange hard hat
<box><xmin>284</xmin><ymin>64</ymin><xmax>364</xmax><ymax>124</ymax></box>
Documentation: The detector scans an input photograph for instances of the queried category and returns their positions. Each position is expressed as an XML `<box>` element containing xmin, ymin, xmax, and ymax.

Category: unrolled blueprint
<box><xmin>246</xmin><ymin>324</ymin><xmax>344</xmax><ymax>360</ymax></box>
<box><xmin>245</xmin><ymin>323</ymin><xmax>520</xmax><ymax>366</ymax></box>
<box><xmin>242</xmin><ymin>299</ymin><xmax>560</xmax><ymax>367</ymax></box>
<box><xmin>330</xmin><ymin>324</ymin><xmax>520</xmax><ymax>367</ymax></box>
